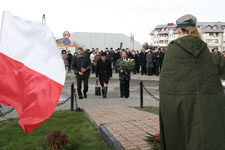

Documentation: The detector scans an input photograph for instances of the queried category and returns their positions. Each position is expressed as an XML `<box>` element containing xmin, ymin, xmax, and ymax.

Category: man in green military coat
<box><xmin>159</xmin><ymin>14</ymin><xmax>225</xmax><ymax>150</ymax></box>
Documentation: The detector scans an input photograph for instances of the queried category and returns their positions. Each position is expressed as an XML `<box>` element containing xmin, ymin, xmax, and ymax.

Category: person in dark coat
<box><xmin>126</xmin><ymin>48</ymin><xmax>132</xmax><ymax>58</ymax></box>
<box><xmin>72</xmin><ymin>47</ymin><xmax>91</xmax><ymax>99</ymax></box>
<box><xmin>146</xmin><ymin>50</ymin><xmax>154</xmax><ymax>76</ymax></box>
<box><xmin>67</xmin><ymin>50</ymin><xmax>73</xmax><ymax>73</ymax></box>
<box><xmin>116</xmin><ymin>51</ymin><xmax>131</xmax><ymax>98</ymax></box>
<box><xmin>113</xmin><ymin>50</ymin><xmax>121</xmax><ymax>73</ymax></box>
<box><xmin>159</xmin><ymin>14</ymin><xmax>225</xmax><ymax>150</ymax></box>
<box><xmin>140</xmin><ymin>49</ymin><xmax>147</xmax><ymax>75</ymax></box>
<box><xmin>159</xmin><ymin>49</ymin><xmax>165</xmax><ymax>73</ymax></box>
<box><xmin>96</xmin><ymin>52</ymin><xmax>112</xmax><ymax>98</ymax></box>
<box><xmin>131</xmin><ymin>50</ymin><xmax>137</xmax><ymax>74</ymax></box>
<box><xmin>154</xmin><ymin>49</ymin><xmax>161</xmax><ymax>76</ymax></box>
<box><xmin>135</xmin><ymin>51</ymin><xmax>141</xmax><ymax>73</ymax></box>
<box><xmin>211</xmin><ymin>48</ymin><xmax>221</xmax><ymax>75</ymax></box>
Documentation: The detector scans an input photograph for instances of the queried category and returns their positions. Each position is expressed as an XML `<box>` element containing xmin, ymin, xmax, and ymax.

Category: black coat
<box><xmin>113</xmin><ymin>53</ymin><xmax>121</xmax><ymax>63</ymax></box>
<box><xmin>140</xmin><ymin>52</ymin><xmax>147</xmax><ymax>67</ymax></box>
<box><xmin>127</xmin><ymin>52</ymin><xmax>132</xmax><ymax>59</ymax></box>
<box><xmin>72</xmin><ymin>55</ymin><xmax>91</xmax><ymax>77</ymax></box>
<box><xmin>96</xmin><ymin>59</ymin><xmax>112</xmax><ymax>78</ymax></box>
<box><xmin>153</xmin><ymin>52</ymin><xmax>161</xmax><ymax>66</ymax></box>
<box><xmin>67</xmin><ymin>53</ymin><xmax>73</xmax><ymax>64</ymax></box>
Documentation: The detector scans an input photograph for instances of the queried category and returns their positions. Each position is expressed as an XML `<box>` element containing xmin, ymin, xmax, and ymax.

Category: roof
<box><xmin>201</xmin><ymin>29</ymin><xmax>223</xmax><ymax>33</ymax></box>
<box><xmin>150</xmin><ymin>22</ymin><xmax>225</xmax><ymax>35</ymax></box>
<box><xmin>158</xmin><ymin>31</ymin><xmax>169</xmax><ymax>34</ymax></box>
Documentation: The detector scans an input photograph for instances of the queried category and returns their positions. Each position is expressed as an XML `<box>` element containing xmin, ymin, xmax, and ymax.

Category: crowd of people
<box><xmin>61</xmin><ymin>47</ymin><xmax>165</xmax><ymax>100</ymax></box>
<box><xmin>61</xmin><ymin>46</ymin><xmax>225</xmax><ymax>81</ymax></box>
<box><xmin>210</xmin><ymin>48</ymin><xmax>225</xmax><ymax>79</ymax></box>
<box><xmin>62</xmin><ymin>47</ymin><xmax>166</xmax><ymax>76</ymax></box>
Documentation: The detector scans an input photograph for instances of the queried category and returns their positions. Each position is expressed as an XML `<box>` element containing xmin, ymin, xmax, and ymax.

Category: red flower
<box><xmin>154</xmin><ymin>134</ymin><xmax>160</xmax><ymax>138</ymax></box>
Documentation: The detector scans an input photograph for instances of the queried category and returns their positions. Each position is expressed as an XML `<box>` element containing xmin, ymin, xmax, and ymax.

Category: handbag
<box><xmin>95</xmin><ymin>80</ymin><xmax>101</xmax><ymax>96</ymax></box>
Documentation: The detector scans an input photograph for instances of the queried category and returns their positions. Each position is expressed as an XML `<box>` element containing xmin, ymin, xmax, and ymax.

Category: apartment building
<box><xmin>150</xmin><ymin>22</ymin><xmax>225</xmax><ymax>52</ymax></box>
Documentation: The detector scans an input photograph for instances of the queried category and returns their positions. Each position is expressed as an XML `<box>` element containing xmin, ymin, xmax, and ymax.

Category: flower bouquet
<box><xmin>119</xmin><ymin>59</ymin><xmax>135</xmax><ymax>72</ymax></box>
<box><xmin>145</xmin><ymin>133</ymin><xmax>160</xmax><ymax>150</ymax></box>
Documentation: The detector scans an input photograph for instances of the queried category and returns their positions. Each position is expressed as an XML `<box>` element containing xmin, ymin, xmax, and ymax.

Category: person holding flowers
<box><xmin>116</xmin><ymin>51</ymin><xmax>135</xmax><ymax>98</ymax></box>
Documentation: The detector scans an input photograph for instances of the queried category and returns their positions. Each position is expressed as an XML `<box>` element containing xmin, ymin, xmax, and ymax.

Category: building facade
<box><xmin>56</xmin><ymin>32</ymin><xmax>142</xmax><ymax>53</ymax></box>
<box><xmin>150</xmin><ymin>22</ymin><xmax>225</xmax><ymax>52</ymax></box>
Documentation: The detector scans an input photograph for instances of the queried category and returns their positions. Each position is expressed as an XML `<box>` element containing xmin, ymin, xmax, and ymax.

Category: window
<box><xmin>213</xmin><ymin>25</ymin><xmax>218</xmax><ymax>30</ymax></box>
<box><xmin>206</xmin><ymin>25</ymin><xmax>211</xmax><ymax>30</ymax></box>
<box><xmin>213</xmin><ymin>39</ymin><xmax>219</xmax><ymax>43</ymax></box>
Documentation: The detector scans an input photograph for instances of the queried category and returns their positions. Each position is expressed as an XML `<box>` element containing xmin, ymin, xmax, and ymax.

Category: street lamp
<box><xmin>42</xmin><ymin>14</ymin><xmax>46</xmax><ymax>24</ymax></box>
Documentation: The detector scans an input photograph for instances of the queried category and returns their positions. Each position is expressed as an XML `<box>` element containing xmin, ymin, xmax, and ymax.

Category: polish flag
<box><xmin>0</xmin><ymin>11</ymin><xmax>66</xmax><ymax>132</ymax></box>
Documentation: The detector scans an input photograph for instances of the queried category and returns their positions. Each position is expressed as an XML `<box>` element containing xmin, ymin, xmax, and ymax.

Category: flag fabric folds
<box><xmin>0</xmin><ymin>11</ymin><xmax>66</xmax><ymax>132</ymax></box>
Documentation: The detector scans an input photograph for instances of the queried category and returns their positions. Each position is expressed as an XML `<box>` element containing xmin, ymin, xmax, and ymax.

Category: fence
<box><xmin>139</xmin><ymin>81</ymin><xmax>160</xmax><ymax>108</ymax></box>
<box><xmin>0</xmin><ymin>83</ymin><xmax>82</xmax><ymax>118</ymax></box>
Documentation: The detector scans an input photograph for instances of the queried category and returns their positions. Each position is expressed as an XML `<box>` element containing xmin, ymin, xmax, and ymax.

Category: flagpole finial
<box><xmin>42</xmin><ymin>14</ymin><xmax>46</xmax><ymax>24</ymax></box>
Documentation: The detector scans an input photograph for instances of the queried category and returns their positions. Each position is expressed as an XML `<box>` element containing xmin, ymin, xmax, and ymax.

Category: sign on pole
<box><xmin>63</xmin><ymin>38</ymin><xmax>71</xmax><ymax>46</ymax></box>
<box><xmin>63</xmin><ymin>31</ymin><xmax>70</xmax><ymax>39</ymax></box>
<box><xmin>63</xmin><ymin>31</ymin><xmax>71</xmax><ymax>46</ymax></box>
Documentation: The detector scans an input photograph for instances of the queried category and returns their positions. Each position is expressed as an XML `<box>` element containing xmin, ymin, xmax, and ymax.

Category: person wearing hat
<box><xmin>159</xmin><ymin>14</ymin><xmax>225</xmax><ymax>150</ymax></box>
<box><xmin>96</xmin><ymin>52</ymin><xmax>112</xmax><ymax>98</ymax></box>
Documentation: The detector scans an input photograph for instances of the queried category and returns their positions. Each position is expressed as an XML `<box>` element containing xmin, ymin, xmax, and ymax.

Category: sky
<box><xmin>1</xmin><ymin>0</ymin><xmax>225</xmax><ymax>44</ymax></box>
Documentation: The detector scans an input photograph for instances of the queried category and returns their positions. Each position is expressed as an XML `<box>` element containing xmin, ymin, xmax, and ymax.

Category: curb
<box><xmin>99</xmin><ymin>124</ymin><xmax>124</xmax><ymax>150</ymax></box>
<box><xmin>84</xmin><ymin>111</ymin><xmax>124</xmax><ymax>150</ymax></box>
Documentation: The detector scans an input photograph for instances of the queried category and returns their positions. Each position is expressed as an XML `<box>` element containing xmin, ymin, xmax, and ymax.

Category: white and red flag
<box><xmin>0</xmin><ymin>11</ymin><xmax>66</xmax><ymax>132</ymax></box>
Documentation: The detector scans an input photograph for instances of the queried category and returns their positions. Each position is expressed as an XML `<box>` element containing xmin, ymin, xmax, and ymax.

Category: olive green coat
<box><xmin>159</xmin><ymin>35</ymin><xmax>225</xmax><ymax>150</ymax></box>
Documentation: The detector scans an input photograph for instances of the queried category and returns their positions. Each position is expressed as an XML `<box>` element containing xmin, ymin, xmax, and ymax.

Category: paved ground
<box><xmin>0</xmin><ymin>73</ymin><xmax>160</xmax><ymax>121</ymax></box>
<box><xmin>85</xmin><ymin>106</ymin><xmax>159</xmax><ymax>150</ymax></box>
<box><xmin>57</xmin><ymin>72</ymin><xmax>159</xmax><ymax>110</ymax></box>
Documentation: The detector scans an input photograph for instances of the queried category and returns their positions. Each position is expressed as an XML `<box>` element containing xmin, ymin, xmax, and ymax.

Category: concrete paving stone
<box><xmin>123</xmin><ymin>134</ymin><xmax>136</xmax><ymax>138</ymax></box>
<box><xmin>126</xmin><ymin>147</ymin><xmax>139</xmax><ymax>150</ymax></box>
<box><xmin>118</xmin><ymin>139</ymin><xmax>128</xmax><ymax>143</ymax></box>
<box><xmin>140</xmin><ymin>147</ymin><xmax>153</xmax><ymax>150</ymax></box>
<box><xmin>137</xmin><ymin>144</ymin><xmax>152</xmax><ymax>148</ymax></box>
<box><xmin>120</xmin><ymin>141</ymin><xmax>131</xmax><ymax>146</ymax></box>
<box><xmin>118</xmin><ymin>131</ymin><xmax>132</xmax><ymax>136</ymax></box>
<box><xmin>130</xmin><ymin>140</ymin><xmax>147</xmax><ymax>145</ymax></box>
<box><xmin>126</xmin><ymin>136</ymin><xmax>140</xmax><ymax>140</ymax></box>
<box><xmin>122</xmin><ymin>143</ymin><xmax>136</xmax><ymax>149</ymax></box>
<box><xmin>84</xmin><ymin>106</ymin><xmax>159</xmax><ymax>150</ymax></box>
<box><xmin>135</xmin><ymin>132</ymin><xmax>148</xmax><ymax>137</ymax></box>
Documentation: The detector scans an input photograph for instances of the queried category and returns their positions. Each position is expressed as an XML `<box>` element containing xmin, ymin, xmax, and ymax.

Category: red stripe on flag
<box><xmin>0</xmin><ymin>52</ymin><xmax>63</xmax><ymax>132</ymax></box>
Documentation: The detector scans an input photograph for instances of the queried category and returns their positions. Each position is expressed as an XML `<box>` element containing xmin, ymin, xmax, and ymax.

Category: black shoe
<box><xmin>125</xmin><ymin>96</ymin><xmax>129</xmax><ymax>98</ymax></box>
<box><xmin>84</xmin><ymin>93</ymin><xmax>87</xmax><ymax>99</ymax></box>
<box><xmin>79</xmin><ymin>96</ymin><xmax>83</xmax><ymax>99</ymax></box>
<box><xmin>120</xmin><ymin>95</ymin><xmax>124</xmax><ymax>98</ymax></box>
<box><xmin>103</xmin><ymin>87</ymin><xmax>108</xmax><ymax>98</ymax></box>
<box><xmin>102</xmin><ymin>90</ymin><xmax>105</xmax><ymax>98</ymax></box>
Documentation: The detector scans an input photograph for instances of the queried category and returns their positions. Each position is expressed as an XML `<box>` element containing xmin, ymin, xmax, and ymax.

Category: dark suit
<box><xmin>72</xmin><ymin>55</ymin><xmax>91</xmax><ymax>97</ymax></box>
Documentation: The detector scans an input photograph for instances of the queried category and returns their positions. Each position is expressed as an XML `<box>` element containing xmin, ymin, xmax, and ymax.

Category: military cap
<box><xmin>176</xmin><ymin>14</ymin><xmax>197</xmax><ymax>27</ymax></box>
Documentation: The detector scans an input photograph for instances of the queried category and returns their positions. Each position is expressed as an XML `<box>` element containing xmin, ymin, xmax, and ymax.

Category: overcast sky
<box><xmin>1</xmin><ymin>0</ymin><xmax>225</xmax><ymax>44</ymax></box>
